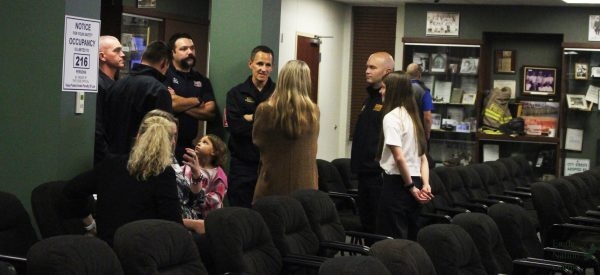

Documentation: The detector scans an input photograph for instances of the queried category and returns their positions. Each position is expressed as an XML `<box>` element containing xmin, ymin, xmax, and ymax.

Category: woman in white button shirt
<box><xmin>376</xmin><ymin>71</ymin><xmax>433</xmax><ymax>240</ymax></box>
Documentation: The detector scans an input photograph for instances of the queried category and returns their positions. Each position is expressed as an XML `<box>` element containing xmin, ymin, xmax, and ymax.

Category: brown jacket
<box><xmin>252</xmin><ymin>103</ymin><xmax>320</xmax><ymax>201</ymax></box>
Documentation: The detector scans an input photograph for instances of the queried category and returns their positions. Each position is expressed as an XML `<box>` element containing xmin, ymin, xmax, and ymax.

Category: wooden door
<box><xmin>296</xmin><ymin>35</ymin><xmax>320</xmax><ymax>103</ymax></box>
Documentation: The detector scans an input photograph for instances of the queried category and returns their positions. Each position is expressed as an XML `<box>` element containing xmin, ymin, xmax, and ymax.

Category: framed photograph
<box><xmin>426</xmin><ymin>11</ymin><xmax>460</xmax><ymax>37</ymax></box>
<box><xmin>575</xmin><ymin>63</ymin><xmax>588</xmax><ymax>80</ymax></box>
<box><xmin>412</xmin><ymin>52</ymin><xmax>430</xmax><ymax>73</ymax></box>
<box><xmin>566</xmin><ymin>94</ymin><xmax>589</xmax><ymax>110</ymax></box>
<box><xmin>589</xmin><ymin>15</ymin><xmax>600</xmax><ymax>41</ymax></box>
<box><xmin>591</xmin><ymin>66</ymin><xmax>600</xmax><ymax>78</ymax></box>
<box><xmin>494</xmin><ymin>50</ymin><xmax>516</xmax><ymax>74</ymax></box>
<box><xmin>430</xmin><ymin>53</ymin><xmax>447</xmax><ymax>72</ymax></box>
<box><xmin>522</xmin><ymin>66</ymin><xmax>557</xmax><ymax>95</ymax></box>
<box><xmin>459</xmin><ymin>58</ymin><xmax>479</xmax><ymax>74</ymax></box>
<box><xmin>461</xmin><ymin>93</ymin><xmax>477</xmax><ymax>105</ymax></box>
<box><xmin>137</xmin><ymin>0</ymin><xmax>156</xmax><ymax>8</ymax></box>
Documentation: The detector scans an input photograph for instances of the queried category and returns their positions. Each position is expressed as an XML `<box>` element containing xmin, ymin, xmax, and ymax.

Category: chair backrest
<box><xmin>513</xmin><ymin>154</ymin><xmax>537</xmax><ymax>182</ymax></box>
<box><xmin>417</xmin><ymin>223</ymin><xmax>486</xmax><ymax>275</ymax></box>
<box><xmin>530</xmin><ymin>182</ymin><xmax>571</xmax><ymax>245</ymax></box>
<box><xmin>205</xmin><ymin>207</ymin><xmax>282</xmax><ymax>275</ymax></box>
<box><xmin>316</xmin><ymin>159</ymin><xmax>347</xmax><ymax>193</ymax></box>
<box><xmin>291</xmin><ymin>189</ymin><xmax>346</xmax><ymax>252</ymax></box>
<box><xmin>253</xmin><ymin>195</ymin><xmax>320</xmax><ymax>257</ymax></box>
<box><xmin>487</xmin><ymin>203</ymin><xmax>544</xmax><ymax>259</ymax></box>
<box><xmin>451</xmin><ymin>212</ymin><xmax>513</xmax><ymax>274</ymax></box>
<box><xmin>550</xmin><ymin>177</ymin><xmax>583</xmax><ymax>216</ymax></box>
<box><xmin>564</xmin><ymin>175</ymin><xmax>596</xmax><ymax>212</ymax></box>
<box><xmin>31</xmin><ymin>180</ymin><xmax>92</xmax><ymax>238</ymax></box>
<box><xmin>0</xmin><ymin>191</ymin><xmax>38</xmax><ymax>257</ymax></box>
<box><xmin>27</xmin><ymin>235</ymin><xmax>123</xmax><ymax>275</ymax></box>
<box><xmin>456</xmin><ymin>165</ymin><xmax>489</xmax><ymax>200</ymax></box>
<box><xmin>318</xmin><ymin>256</ymin><xmax>391</xmax><ymax>275</ymax></box>
<box><xmin>113</xmin><ymin>219</ymin><xmax>207</xmax><ymax>275</ymax></box>
<box><xmin>498</xmin><ymin>157</ymin><xmax>528</xmax><ymax>187</ymax></box>
<box><xmin>471</xmin><ymin>163</ymin><xmax>505</xmax><ymax>195</ymax></box>
<box><xmin>485</xmin><ymin>161</ymin><xmax>517</xmax><ymax>191</ymax></box>
<box><xmin>434</xmin><ymin>166</ymin><xmax>472</xmax><ymax>204</ymax></box>
<box><xmin>331</xmin><ymin>158</ymin><xmax>358</xmax><ymax>190</ymax></box>
<box><xmin>370</xmin><ymin>239</ymin><xmax>436</xmax><ymax>275</ymax></box>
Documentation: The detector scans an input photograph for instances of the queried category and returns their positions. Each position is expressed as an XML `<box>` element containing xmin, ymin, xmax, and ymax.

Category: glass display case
<box><xmin>120</xmin><ymin>13</ymin><xmax>163</xmax><ymax>76</ymax></box>
<box><xmin>402</xmin><ymin>37</ymin><xmax>481</xmax><ymax>167</ymax></box>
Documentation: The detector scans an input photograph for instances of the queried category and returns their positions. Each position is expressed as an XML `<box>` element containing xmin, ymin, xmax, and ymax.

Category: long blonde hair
<box><xmin>268</xmin><ymin>60</ymin><xmax>318</xmax><ymax>138</ymax></box>
<box><xmin>127</xmin><ymin>116</ymin><xmax>176</xmax><ymax>181</ymax></box>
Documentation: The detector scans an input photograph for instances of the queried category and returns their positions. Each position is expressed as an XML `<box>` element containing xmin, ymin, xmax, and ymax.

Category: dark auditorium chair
<box><xmin>316</xmin><ymin>159</ymin><xmax>363</xmax><ymax>232</ymax></box>
<box><xmin>488</xmin><ymin>202</ymin><xmax>599</xmax><ymax>274</ymax></box>
<box><xmin>0</xmin><ymin>191</ymin><xmax>38</xmax><ymax>274</ymax></box>
<box><xmin>369</xmin><ymin>239</ymin><xmax>436</xmax><ymax>275</ymax></box>
<box><xmin>113</xmin><ymin>219</ymin><xmax>207</xmax><ymax>275</ymax></box>
<box><xmin>450</xmin><ymin>212</ymin><xmax>513</xmax><ymax>274</ymax></box>
<box><xmin>498</xmin><ymin>156</ymin><xmax>531</xmax><ymax>189</ymax></box>
<box><xmin>530</xmin><ymin>182</ymin><xmax>600</xmax><ymax>258</ymax></box>
<box><xmin>513</xmin><ymin>154</ymin><xmax>538</xmax><ymax>183</ymax></box>
<box><xmin>31</xmin><ymin>180</ymin><xmax>94</xmax><ymax>238</ymax></box>
<box><xmin>0</xmin><ymin>261</ymin><xmax>17</xmax><ymax>275</ymax></box>
<box><xmin>204</xmin><ymin>207</ymin><xmax>282</xmax><ymax>275</ymax></box>
<box><xmin>27</xmin><ymin>235</ymin><xmax>123</xmax><ymax>275</ymax></box>
<box><xmin>253</xmin><ymin>195</ymin><xmax>329</xmax><ymax>273</ymax></box>
<box><xmin>318</xmin><ymin>256</ymin><xmax>391</xmax><ymax>275</ymax></box>
<box><xmin>331</xmin><ymin>158</ymin><xmax>358</xmax><ymax>191</ymax></box>
<box><xmin>434</xmin><ymin>166</ymin><xmax>490</xmax><ymax>212</ymax></box>
<box><xmin>291</xmin><ymin>189</ymin><xmax>391</xmax><ymax>252</ymax></box>
<box><xmin>417</xmin><ymin>223</ymin><xmax>486</xmax><ymax>275</ymax></box>
<box><xmin>456</xmin><ymin>165</ymin><xmax>523</xmax><ymax>206</ymax></box>
<box><xmin>417</xmin><ymin>169</ymin><xmax>469</xmax><ymax>227</ymax></box>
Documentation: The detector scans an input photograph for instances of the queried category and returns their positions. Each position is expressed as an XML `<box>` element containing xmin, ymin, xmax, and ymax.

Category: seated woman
<box><xmin>63</xmin><ymin>114</ymin><xmax>181</xmax><ymax>246</ymax></box>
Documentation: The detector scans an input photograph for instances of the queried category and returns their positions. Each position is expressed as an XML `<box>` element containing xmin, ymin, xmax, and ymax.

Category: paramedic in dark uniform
<box><xmin>225</xmin><ymin>45</ymin><xmax>275</xmax><ymax>208</ymax></box>
<box><xmin>350</xmin><ymin>52</ymin><xmax>394</xmax><ymax>233</ymax></box>
<box><xmin>165</xmin><ymin>33</ymin><xmax>216</xmax><ymax>162</ymax></box>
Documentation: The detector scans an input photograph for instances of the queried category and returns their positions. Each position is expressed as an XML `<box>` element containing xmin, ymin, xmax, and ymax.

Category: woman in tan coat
<box><xmin>252</xmin><ymin>60</ymin><xmax>320</xmax><ymax>202</ymax></box>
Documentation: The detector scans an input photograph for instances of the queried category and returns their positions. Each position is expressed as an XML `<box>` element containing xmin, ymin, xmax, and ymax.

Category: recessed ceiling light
<box><xmin>562</xmin><ymin>0</ymin><xmax>600</xmax><ymax>4</ymax></box>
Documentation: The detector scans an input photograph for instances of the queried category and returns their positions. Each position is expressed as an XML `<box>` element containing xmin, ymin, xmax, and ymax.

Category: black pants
<box><xmin>356</xmin><ymin>172</ymin><xmax>382</xmax><ymax>233</ymax></box>
<box><xmin>227</xmin><ymin>157</ymin><xmax>258</xmax><ymax>208</ymax></box>
<box><xmin>376</xmin><ymin>174</ymin><xmax>422</xmax><ymax>240</ymax></box>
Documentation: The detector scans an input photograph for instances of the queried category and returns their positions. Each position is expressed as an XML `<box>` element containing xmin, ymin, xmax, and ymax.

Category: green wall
<box><xmin>209</xmin><ymin>0</ymin><xmax>281</xmax><ymax>125</ymax></box>
<box><xmin>0</xmin><ymin>0</ymin><xmax>99</xmax><ymax>221</ymax></box>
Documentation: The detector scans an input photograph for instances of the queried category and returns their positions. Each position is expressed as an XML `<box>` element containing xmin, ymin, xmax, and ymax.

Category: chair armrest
<box><xmin>487</xmin><ymin>194</ymin><xmax>524</xmax><ymax>206</ymax></box>
<box><xmin>0</xmin><ymin>254</ymin><xmax>27</xmax><ymax>275</ymax></box>
<box><xmin>544</xmin><ymin>247</ymin><xmax>600</xmax><ymax>271</ymax></box>
<box><xmin>346</xmin><ymin>188</ymin><xmax>358</xmax><ymax>195</ymax></box>
<box><xmin>453</xmin><ymin>202</ymin><xmax>488</xmax><ymax>213</ymax></box>
<box><xmin>569</xmin><ymin>216</ymin><xmax>600</xmax><ymax>226</ymax></box>
<box><xmin>504</xmin><ymin>190</ymin><xmax>532</xmax><ymax>198</ymax></box>
<box><xmin>470</xmin><ymin>198</ymin><xmax>502</xmax><ymax>206</ymax></box>
<box><xmin>419</xmin><ymin>212</ymin><xmax>452</xmax><ymax>224</ymax></box>
<box><xmin>585</xmin><ymin>210</ymin><xmax>600</xmax><ymax>219</ymax></box>
<box><xmin>515</xmin><ymin>186</ymin><xmax>531</xmax><ymax>192</ymax></box>
<box><xmin>327</xmin><ymin>191</ymin><xmax>359</xmax><ymax>214</ymax></box>
<box><xmin>434</xmin><ymin>206</ymin><xmax>470</xmax><ymax>215</ymax></box>
<box><xmin>345</xmin><ymin>230</ymin><xmax>393</xmax><ymax>243</ymax></box>
<box><xmin>319</xmin><ymin>240</ymin><xmax>370</xmax><ymax>256</ymax></box>
<box><xmin>513</xmin><ymin>258</ymin><xmax>581</xmax><ymax>275</ymax></box>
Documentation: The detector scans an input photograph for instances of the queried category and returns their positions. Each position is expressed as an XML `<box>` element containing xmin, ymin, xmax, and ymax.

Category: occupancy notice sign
<box><xmin>62</xmin><ymin>15</ymin><xmax>100</xmax><ymax>92</ymax></box>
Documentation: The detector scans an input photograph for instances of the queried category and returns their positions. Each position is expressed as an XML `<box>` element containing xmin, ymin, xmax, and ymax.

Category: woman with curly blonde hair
<box><xmin>252</xmin><ymin>60</ymin><xmax>320</xmax><ymax>201</ymax></box>
<box><xmin>64</xmin><ymin>113</ymin><xmax>182</xmax><ymax>246</ymax></box>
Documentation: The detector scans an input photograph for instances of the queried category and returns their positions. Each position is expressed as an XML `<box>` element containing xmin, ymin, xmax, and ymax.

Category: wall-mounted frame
<box><xmin>522</xmin><ymin>66</ymin><xmax>557</xmax><ymax>95</ymax></box>
<box><xmin>575</xmin><ymin>63</ymin><xmax>588</xmax><ymax>80</ymax></box>
<box><xmin>137</xmin><ymin>0</ymin><xmax>156</xmax><ymax>8</ymax></box>
<box><xmin>426</xmin><ymin>11</ymin><xmax>459</xmax><ymax>37</ymax></box>
<box><xmin>494</xmin><ymin>50</ymin><xmax>516</xmax><ymax>74</ymax></box>
<box><xmin>589</xmin><ymin>15</ymin><xmax>600</xmax><ymax>41</ymax></box>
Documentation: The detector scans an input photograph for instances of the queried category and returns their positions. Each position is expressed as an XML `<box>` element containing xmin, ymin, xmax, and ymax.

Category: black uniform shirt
<box><xmin>350</xmin><ymin>86</ymin><xmax>384</xmax><ymax>174</ymax></box>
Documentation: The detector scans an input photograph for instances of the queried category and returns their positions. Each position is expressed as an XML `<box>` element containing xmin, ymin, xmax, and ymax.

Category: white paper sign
<box><xmin>62</xmin><ymin>15</ymin><xmax>100</xmax><ymax>92</ymax></box>
<box><xmin>564</xmin><ymin>158</ymin><xmax>590</xmax><ymax>176</ymax></box>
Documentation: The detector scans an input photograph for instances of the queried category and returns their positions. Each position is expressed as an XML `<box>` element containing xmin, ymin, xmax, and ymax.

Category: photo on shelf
<box><xmin>459</xmin><ymin>58</ymin><xmax>479</xmax><ymax>74</ymax></box>
<box><xmin>519</xmin><ymin>101</ymin><xmax>559</xmax><ymax>137</ymax></box>
<box><xmin>431</xmin><ymin>113</ymin><xmax>442</xmax><ymax>130</ymax></box>
<box><xmin>461</xmin><ymin>93</ymin><xmax>477</xmax><ymax>105</ymax></box>
<box><xmin>430</xmin><ymin>53</ymin><xmax>448</xmax><ymax>72</ymax></box>
<box><xmin>426</xmin><ymin>11</ymin><xmax>459</xmax><ymax>37</ymax></box>
<box><xmin>522</xmin><ymin>66</ymin><xmax>557</xmax><ymax>95</ymax></box>
<box><xmin>589</xmin><ymin>15</ymin><xmax>600</xmax><ymax>41</ymax></box>
<box><xmin>433</xmin><ymin>81</ymin><xmax>452</xmax><ymax>103</ymax></box>
<box><xmin>412</xmin><ymin>52</ymin><xmax>430</xmax><ymax>73</ymax></box>
<box><xmin>450</xmin><ymin>88</ymin><xmax>464</xmax><ymax>104</ymax></box>
<box><xmin>137</xmin><ymin>0</ymin><xmax>157</xmax><ymax>8</ymax></box>
<box><xmin>566</xmin><ymin>94</ymin><xmax>589</xmax><ymax>110</ymax></box>
<box><xmin>575</xmin><ymin>63</ymin><xmax>588</xmax><ymax>80</ymax></box>
<box><xmin>591</xmin><ymin>66</ymin><xmax>600</xmax><ymax>78</ymax></box>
